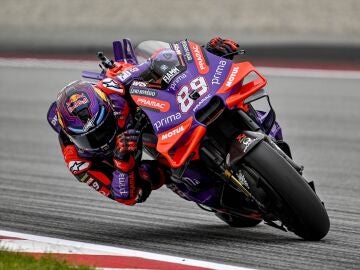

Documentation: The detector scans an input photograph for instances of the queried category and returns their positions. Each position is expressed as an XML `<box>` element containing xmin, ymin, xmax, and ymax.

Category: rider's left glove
<box><xmin>206</xmin><ymin>37</ymin><xmax>240</xmax><ymax>59</ymax></box>
<box><xmin>112</xmin><ymin>129</ymin><xmax>141</xmax><ymax>205</ymax></box>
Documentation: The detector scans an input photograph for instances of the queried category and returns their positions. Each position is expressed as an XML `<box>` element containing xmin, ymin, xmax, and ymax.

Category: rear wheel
<box><xmin>241</xmin><ymin>141</ymin><xmax>330</xmax><ymax>240</ymax></box>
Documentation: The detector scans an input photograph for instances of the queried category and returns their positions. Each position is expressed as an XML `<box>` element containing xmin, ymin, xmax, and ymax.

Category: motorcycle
<box><xmin>82</xmin><ymin>39</ymin><xmax>330</xmax><ymax>240</ymax></box>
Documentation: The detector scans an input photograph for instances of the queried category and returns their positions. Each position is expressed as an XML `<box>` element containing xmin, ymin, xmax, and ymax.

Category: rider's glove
<box><xmin>112</xmin><ymin>129</ymin><xmax>147</xmax><ymax>205</ymax></box>
<box><xmin>206</xmin><ymin>37</ymin><xmax>240</xmax><ymax>59</ymax></box>
<box><xmin>113</xmin><ymin>129</ymin><xmax>140</xmax><ymax>160</ymax></box>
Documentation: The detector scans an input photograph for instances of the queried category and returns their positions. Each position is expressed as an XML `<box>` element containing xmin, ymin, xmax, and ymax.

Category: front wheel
<box><xmin>242</xmin><ymin>141</ymin><xmax>330</xmax><ymax>240</ymax></box>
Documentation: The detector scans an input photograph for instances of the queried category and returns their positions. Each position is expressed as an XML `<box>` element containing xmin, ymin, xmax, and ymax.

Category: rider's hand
<box><xmin>114</xmin><ymin>129</ymin><xmax>140</xmax><ymax>160</ymax></box>
<box><xmin>206</xmin><ymin>37</ymin><xmax>239</xmax><ymax>58</ymax></box>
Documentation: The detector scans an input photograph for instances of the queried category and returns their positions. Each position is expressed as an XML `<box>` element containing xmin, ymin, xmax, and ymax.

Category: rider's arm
<box><xmin>59</xmin><ymin>131</ymin><xmax>112</xmax><ymax>196</ymax></box>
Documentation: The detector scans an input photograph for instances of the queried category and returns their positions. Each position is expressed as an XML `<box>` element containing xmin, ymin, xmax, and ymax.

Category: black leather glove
<box><xmin>206</xmin><ymin>37</ymin><xmax>240</xmax><ymax>59</ymax></box>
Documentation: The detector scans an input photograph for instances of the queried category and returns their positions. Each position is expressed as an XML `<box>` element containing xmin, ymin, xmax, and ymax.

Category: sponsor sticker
<box><xmin>116</xmin><ymin>70</ymin><xmax>132</xmax><ymax>82</ymax></box>
<box><xmin>66</xmin><ymin>93</ymin><xmax>89</xmax><ymax>113</ymax></box>
<box><xmin>189</xmin><ymin>41</ymin><xmax>209</xmax><ymax>74</ymax></box>
<box><xmin>161</xmin><ymin>125</ymin><xmax>185</xmax><ymax>140</ymax></box>
<box><xmin>169</xmin><ymin>73</ymin><xmax>187</xmax><ymax>91</ymax></box>
<box><xmin>163</xmin><ymin>66</ymin><xmax>181</xmax><ymax>84</ymax></box>
<box><xmin>153</xmin><ymin>112</ymin><xmax>182</xmax><ymax>131</ymax></box>
<box><xmin>102</xmin><ymin>78</ymin><xmax>124</xmax><ymax>94</ymax></box>
<box><xmin>225</xmin><ymin>66</ymin><xmax>240</xmax><ymax>87</ymax></box>
<box><xmin>180</xmin><ymin>40</ymin><xmax>193</xmax><ymax>63</ymax></box>
<box><xmin>68</xmin><ymin>161</ymin><xmax>90</xmax><ymax>174</ymax></box>
<box><xmin>211</xmin><ymin>60</ymin><xmax>227</xmax><ymax>85</ymax></box>
<box><xmin>192</xmin><ymin>93</ymin><xmax>211</xmax><ymax>112</ymax></box>
<box><xmin>129</xmin><ymin>88</ymin><xmax>157</xmax><ymax>97</ymax></box>
<box><xmin>237</xmin><ymin>134</ymin><xmax>257</xmax><ymax>152</ymax></box>
<box><xmin>132</xmin><ymin>95</ymin><xmax>170</xmax><ymax>112</ymax></box>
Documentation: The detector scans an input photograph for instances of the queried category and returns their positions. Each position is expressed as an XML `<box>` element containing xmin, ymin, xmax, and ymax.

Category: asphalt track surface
<box><xmin>0</xmin><ymin>60</ymin><xmax>359</xmax><ymax>269</ymax></box>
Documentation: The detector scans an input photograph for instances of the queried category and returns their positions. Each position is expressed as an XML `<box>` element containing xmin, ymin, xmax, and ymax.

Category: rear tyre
<box><xmin>243</xmin><ymin>141</ymin><xmax>330</xmax><ymax>240</ymax></box>
<box><xmin>215</xmin><ymin>211</ymin><xmax>262</xmax><ymax>227</ymax></box>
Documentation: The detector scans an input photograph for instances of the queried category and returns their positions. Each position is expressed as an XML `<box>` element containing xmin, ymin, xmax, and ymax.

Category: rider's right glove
<box><xmin>206</xmin><ymin>36</ymin><xmax>239</xmax><ymax>59</ymax></box>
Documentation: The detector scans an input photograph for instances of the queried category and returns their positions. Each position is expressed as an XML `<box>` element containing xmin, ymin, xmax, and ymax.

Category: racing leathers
<box><xmin>55</xmin><ymin>75</ymin><xmax>166</xmax><ymax>205</ymax></box>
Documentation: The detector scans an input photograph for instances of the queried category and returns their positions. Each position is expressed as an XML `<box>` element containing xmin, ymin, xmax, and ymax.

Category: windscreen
<box><xmin>135</xmin><ymin>40</ymin><xmax>185</xmax><ymax>85</ymax></box>
<box><xmin>135</xmin><ymin>40</ymin><xmax>172</xmax><ymax>63</ymax></box>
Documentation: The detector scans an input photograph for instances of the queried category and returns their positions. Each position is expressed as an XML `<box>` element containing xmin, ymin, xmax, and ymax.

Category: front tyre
<box><xmin>243</xmin><ymin>142</ymin><xmax>330</xmax><ymax>240</ymax></box>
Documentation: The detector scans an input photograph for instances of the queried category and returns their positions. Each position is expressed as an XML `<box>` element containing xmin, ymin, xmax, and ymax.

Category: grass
<box><xmin>0</xmin><ymin>250</ymin><xmax>94</xmax><ymax>270</ymax></box>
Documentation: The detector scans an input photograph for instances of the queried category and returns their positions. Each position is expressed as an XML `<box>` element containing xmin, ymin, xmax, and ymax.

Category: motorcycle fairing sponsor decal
<box><xmin>180</xmin><ymin>40</ymin><xmax>193</xmax><ymax>63</ymax></box>
<box><xmin>101</xmin><ymin>78</ymin><xmax>125</xmax><ymax>94</ymax></box>
<box><xmin>216</xmin><ymin>63</ymin><xmax>242</xmax><ymax>94</ymax></box>
<box><xmin>163</xmin><ymin>66</ymin><xmax>181</xmax><ymax>84</ymax></box>
<box><xmin>115</xmin><ymin>66</ymin><xmax>140</xmax><ymax>84</ymax></box>
<box><xmin>171</xmin><ymin>43</ymin><xmax>186</xmax><ymax>67</ymax></box>
<box><xmin>153</xmin><ymin>112</ymin><xmax>182</xmax><ymax>131</ymax></box>
<box><xmin>188</xmin><ymin>41</ymin><xmax>209</xmax><ymax>74</ymax></box>
<box><xmin>236</xmin><ymin>133</ymin><xmax>261</xmax><ymax>153</ymax></box>
<box><xmin>129</xmin><ymin>87</ymin><xmax>157</xmax><ymax>97</ymax></box>
<box><xmin>132</xmin><ymin>95</ymin><xmax>170</xmax><ymax>112</ymax></box>
<box><xmin>169</xmin><ymin>72</ymin><xmax>187</xmax><ymax>92</ymax></box>
<box><xmin>211</xmin><ymin>60</ymin><xmax>228</xmax><ymax>86</ymax></box>
<box><xmin>68</xmin><ymin>160</ymin><xmax>91</xmax><ymax>174</ymax></box>
<box><xmin>66</xmin><ymin>92</ymin><xmax>90</xmax><ymax>114</ymax></box>
<box><xmin>157</xmin><ymin>117</ymin><xmax>193</xmax><ymax>152</ymax></box>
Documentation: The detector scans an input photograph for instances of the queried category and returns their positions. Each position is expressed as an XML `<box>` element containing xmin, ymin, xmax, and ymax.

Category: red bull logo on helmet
<box><xmin>66</xmin><ymin>93</ymin><xmax>89</xmax><ymax>113</ymax></box>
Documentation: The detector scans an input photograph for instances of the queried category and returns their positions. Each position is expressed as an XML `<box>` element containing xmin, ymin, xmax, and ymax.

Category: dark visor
<box><xmin>69</xmin><ymin>112</ymin><xmax>117</xmax><ymax>151</ymax></box>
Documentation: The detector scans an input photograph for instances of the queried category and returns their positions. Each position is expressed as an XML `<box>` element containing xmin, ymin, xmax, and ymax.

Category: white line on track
<box><xmin>0</xmin><ymin>230</ymin><xmax>255</xmax><ymax>270</ymax></box>
<box><xmin>1</xmin><ymin>57</ymin><xmax>360</xmax><ymax>79</ymax></box>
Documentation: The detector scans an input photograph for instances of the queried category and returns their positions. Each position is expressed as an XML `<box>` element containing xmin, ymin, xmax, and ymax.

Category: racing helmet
<box><xmin>56</xmin><ymin>80</ymin><xmax>117</xmax><ymax>152</ymax></box>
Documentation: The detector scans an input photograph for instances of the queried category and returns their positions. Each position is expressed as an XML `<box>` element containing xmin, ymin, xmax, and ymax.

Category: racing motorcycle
<box><xmin>83</xmin><ymin>39</ymin><xmax>330</xmax><ymax>240</ymax></box>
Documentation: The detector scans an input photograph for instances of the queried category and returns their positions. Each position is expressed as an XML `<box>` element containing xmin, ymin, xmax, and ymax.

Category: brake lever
<box><xmin>97</xmin><ymin>51</ymin><xmax>115</xmax><ymax>69</ymax></box>
<box><xmin>223</xmin><ymin>49</ymin><xmax>246</xmax><ymax>59</ymax></box>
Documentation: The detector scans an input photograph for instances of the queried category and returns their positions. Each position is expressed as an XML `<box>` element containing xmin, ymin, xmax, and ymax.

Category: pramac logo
<box><xmin>189</xmin><ymin>41</ymin><xmax>209</xmax><ymax>75</ymax></box>
<box><xmin>132</xmin><ymin>95</ymin><xmax>170</xmax><ymax>112</ymax></box>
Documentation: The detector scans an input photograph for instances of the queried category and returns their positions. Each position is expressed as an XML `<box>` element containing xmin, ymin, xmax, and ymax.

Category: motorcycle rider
<box><xmin>47</xmin><ymin>37</ymin><xmax>240</xmax><ymax>206</ymax></box>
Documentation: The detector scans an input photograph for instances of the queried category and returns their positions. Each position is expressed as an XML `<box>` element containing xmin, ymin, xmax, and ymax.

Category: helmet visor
<box><xmin>69</xmin><ymin>111</ymin><xmax>117</xmax><ymax>151</ymax></box>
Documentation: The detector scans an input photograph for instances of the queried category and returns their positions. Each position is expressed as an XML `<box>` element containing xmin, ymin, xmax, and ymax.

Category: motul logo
<box><xmin>226</xmin><ymin>66</ymin><xmax>240</xmax><ymax>87</ymax></box>
<box><xmin>161</xmin><ymin>126</ymin><xmax>185</xmax><ymax>140</ymax></box>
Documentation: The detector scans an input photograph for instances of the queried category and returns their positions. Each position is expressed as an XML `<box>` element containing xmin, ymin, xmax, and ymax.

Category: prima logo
<box><xmin>153</xmin><ymin>113</ymin><xmax>182</xmax><ymax>131</ymax></box>
<box><xmin>169</xmin><ymin>73</ymin><xmax>187</xmax><ymax>91</ymax></box>
<box><xmin>211</xmin><ymin>60</ymin><xmax>227</xmax><ymax>85</ymax></box>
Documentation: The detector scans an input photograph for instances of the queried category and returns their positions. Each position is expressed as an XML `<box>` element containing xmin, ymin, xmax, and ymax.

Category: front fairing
<box><xmin>130</xmin><ymin>40</ymin><xmax>267</xmax><ymax>168</ymax></box>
